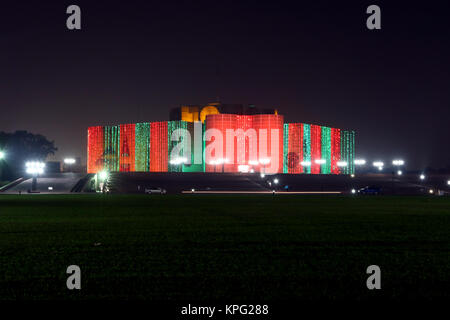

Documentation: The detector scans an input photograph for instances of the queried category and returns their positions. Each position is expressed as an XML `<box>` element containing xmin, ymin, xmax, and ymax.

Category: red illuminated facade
<box><xmin>87</xmin><ymin>105</ymin><xmax>355</xmax><ymax>174</ymax></box>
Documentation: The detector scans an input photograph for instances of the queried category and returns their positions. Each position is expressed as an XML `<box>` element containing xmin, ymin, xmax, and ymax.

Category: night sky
<box><xmin>2</xmin><ymin>1</ymin><xmax>449</xmax><ymax>169</ymax></box>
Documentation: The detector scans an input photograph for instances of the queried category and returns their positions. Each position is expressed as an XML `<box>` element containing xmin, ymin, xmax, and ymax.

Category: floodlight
<box><xmin>98</xmin><ymin>170</ymin><xmax>108</xmax><ymax>181</ymax></box>
<box><xmin>25</xmin><ymin>161</ymin><xmax>45</xmax><ymax>175</ymax></box>
<box><xmin>373</xmin><ymin>161</ymin><xmax>384</xmax><ymax>167</ymax></box>
<box><xmin>337</xmin><ymin>161</ymin><xmax>348</xmax><ymax>167</ymax></box>
<box><xmin>392</xmin><ymin>159</ymin><xmax>405</xmax><ymax>166</ymax></box>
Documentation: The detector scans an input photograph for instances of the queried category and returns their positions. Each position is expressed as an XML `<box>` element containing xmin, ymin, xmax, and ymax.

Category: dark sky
<box><xmin>2</xmin><ymin>0</ymin><xmax>449</xmax><ymax>169</ymax></box>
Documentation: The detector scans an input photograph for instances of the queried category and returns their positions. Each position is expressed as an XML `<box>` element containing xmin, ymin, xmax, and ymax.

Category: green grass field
<box><xmin>0</xmin><ymin>194</ymin><xmax>449</xmax><ymax>301</ymax></box>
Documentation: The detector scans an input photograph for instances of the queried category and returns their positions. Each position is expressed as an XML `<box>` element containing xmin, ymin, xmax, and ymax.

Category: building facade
<box><xmin>87</xmin><ymin>104</ymin><xmax>355</xmax><ymax>174</ymax></box>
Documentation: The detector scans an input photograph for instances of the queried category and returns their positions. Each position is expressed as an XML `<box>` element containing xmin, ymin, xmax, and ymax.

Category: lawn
<box><xmin>0</xmin><ymin>194</ymin><xmax>449</xmax><ymax>301</ymax></box>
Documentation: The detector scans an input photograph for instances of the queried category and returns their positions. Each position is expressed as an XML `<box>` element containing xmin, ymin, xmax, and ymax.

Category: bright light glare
<box><xmin>393</xmin><ymin>159</ymin><xmax>405</xmax><ymax>166</ymax></box>
<box><xmin>64</xmin><ymin>158</ymin><xmax>76</xmax><ymax>164</ymax></box>
<box><xmin>259</xmin><ymin>158</ymin><xmax>270</xmax><ymax>165</ymax></box>
<box><xmin>48</xmin><ymin>187</ymin><xmax>53</xmax><ymax>191</ymax></box>
<box><xmin>351</xmin><ymin>189</ymin><xmax>356</xmax><ymax>194</ymax></box>
<box><xmin>315</xmin><ymin>159</ymin><xmax>326</xmax><ymax>165</ymax></box>
<box><xmin>420</xmin><ymin>174</ymin><xmax>425</xmax><ymax>180</ymax></box>
<box><xmin>260</xmin><ymin>173</ymin><xmax>265</xmax><ymax>178</ymax></box>
<box><xmin>273</xmin><ymin>178</ymin><xmax>279</xmax><ymax>184</ymax></box>
<box><xmin>98</xmin><ymin>171</ymin><xmax>108</xmax><ymax>181</ymax></box>
<box><xmin>373</xmin><ymin>161</ymin><xmax>384</xmax><ymax>167</ymax></box>
<box><xmin>429</xmin><ymin>189</ymin><xmax>434</xmax><ymax>194</ymax></box>
<box><xmin>447</xmin><ymin>180</ymin><xmax>450</xmax><ymax>186</ymax></box>
<box><xmin>354</xmin><ymin>159</ymin><xmax>366</xmax><ymax>165</ymax></box>
<box><xmin>300</xmin><ymin>161</ymin><xmax>311</xmax><ymax>167</ymax></box>
<box><xmin>337</xmin><ymin>161</ymin><xmax>348</xmax><ymax>167</ymax></box>
<box><xmin>238</xmin><ymin>165</ymin><xmax>250</xmax><ymax>173</ymax></box>
<box><xmin>210</xmin><ymin>158</ymin><xmax>229</xmax><ymax>165</ymax></box>
<box><xmin>0</xmin><ymin>151</ymin><xmax>5</xmax><ymax>159</ymax></box>
<box><xmin>169</xmin><ymin>157</ymin><xmax>188</xmax><ymax>165</ymax></box>
<box><xmin>397</xmin><ymin>170</ymin><xmax>402</xmax><ymax>175</ymax></box>
<box><xmin>25</xmin><ymin>161</ymin><xmax>45</xmax><ymax>174</ymax></box>
<box><xmin>351</xmin><ymin>174</ymin><xmax>355</xmax><ymax>178</ymax></box>
<box><xmin>248</xmin><ymin>160</ymin><xmax>259</xmax><ymax>166</ymax></box>
<box><xmin>250</xmin><ymin>169</ymin><xmax>254</xmax><ymax>173</ymax></box>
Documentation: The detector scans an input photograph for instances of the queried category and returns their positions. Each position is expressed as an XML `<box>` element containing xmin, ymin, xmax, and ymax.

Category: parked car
<box><xmin>144</xmin><ymin>187</ymin><xmax>167</xmax><ymax>195</ymax></box>
<box><xmin>358</xmin><ymin>186</ymin><xmax>382</xmax><ymax>195</ymax></box>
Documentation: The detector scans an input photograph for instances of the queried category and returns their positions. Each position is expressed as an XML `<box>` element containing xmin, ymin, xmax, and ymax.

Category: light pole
<box><xmin>354</xmin><ymin>159</ymin><xmax>366</xmax><ymax>175</ymax></box>
<box><xmin>26</xmin><ymin>161</ymin><xmax>45</xmax><ymax>192</ymax></box>
<box><xmin>64</xmin><ymin>158</ymin><xmax>76</xmax><ymax>172</ymax></box>
<box><xmin>373</xmin><ymin>161</ymin><xmax>384</xmax><ymax>172</ymax></box>
<box><xmin>392</xmin><ymin>159</ymin><xmax>405</xmax><ymax>195</ymax></box>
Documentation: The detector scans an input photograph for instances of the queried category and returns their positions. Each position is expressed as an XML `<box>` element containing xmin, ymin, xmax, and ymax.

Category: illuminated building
<box><xmin>88</xmin><ymin>103</ymin><xmax>355</xmax><ymax>174</ymax></box>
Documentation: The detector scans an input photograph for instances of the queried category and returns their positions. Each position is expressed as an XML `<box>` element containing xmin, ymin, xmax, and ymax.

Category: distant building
<box><xmin>45</xmin><ymin>161</ymin><xmax>61</xmax><ymax>173</ymax></box>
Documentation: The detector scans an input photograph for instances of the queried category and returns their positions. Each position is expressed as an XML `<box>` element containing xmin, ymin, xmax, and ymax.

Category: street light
<box><xmin>26</xmin><ymin>161</ymin><xmax>45</xmax><ymax>175</ymax></box>
<box><xmin>98</xmin><ymin>170</ymin><xmax>108</xmax><ymax>181</ymax></box>
<box><xmin>300</xmin><ymin>160</ymin><xmax>311</xmax><ymax>167</ymax></box>
<box><xmin>25</xmin><ymin>161</ymin><xmax>45</xmax><ymax>191</ymax></box>
<box><xmin>273</xmin><ymin>178</ymin><xmax>279</xmax><ymax>184</ymax></box>
<box><xmin>392</xmin><ymin>159</ymin><xmax>405</xmax><ymax>166</ymax></box>
<box><xmin>337</xmin><ymin>161</ymin><xmax>348</xmax><ymax>167</ymax></box>
<box><xmin>397</xmin><ymin>170</ymin><xmax>402</xmax><ymax>176</ymax></box>
<box><xmin>64</xmin><ymin>158</ymin><xmax>76</xmax><ymax>165</ymax></box>
<box><xmin>314</xmin><ymin>159</ymin><xmax>326</xmax><ymax>165</ymax></box>
<box><xmin>420</xmin><ymin>174</ymin><xmax>425</xmax><ymax>180</ymax></box>
<box><xmin>373</xmin><ymin>161</ymin><xmax>384</xmax><ymax>171</ymax></box>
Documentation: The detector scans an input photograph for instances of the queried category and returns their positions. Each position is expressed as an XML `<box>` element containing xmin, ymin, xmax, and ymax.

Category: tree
<box><xmin>0</xmin><ymin>131</ymin><xmax>57</xmax><ymax>180</ymax></box>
